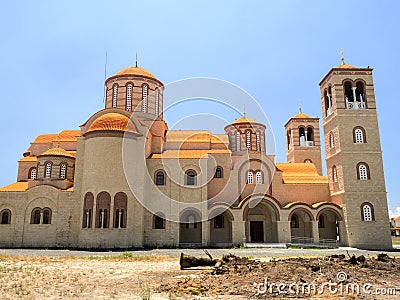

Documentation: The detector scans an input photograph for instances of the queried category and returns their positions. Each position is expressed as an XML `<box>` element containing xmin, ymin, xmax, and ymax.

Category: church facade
<box><xmin>0</xmin><ymin>59</ymin><xmax>392</xmax><ymax>249</ymax></box>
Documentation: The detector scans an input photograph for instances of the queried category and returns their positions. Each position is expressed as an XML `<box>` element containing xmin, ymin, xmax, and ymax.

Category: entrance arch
<box><xmin>244</xmin><ymin>202</ymin><xmax>278</xmax><ymax>243</ymax></box>
<box><xmin>210</xmin><ymin>210</ymin><xmax>233</xmax><ymax>244</ymax></box>
<box><xmin>179</xmin><ymin>209</ymin><xmax>202</xmax><ymax>245</ymax></box>
<box><xmin>317</xmin><ymin>209</ymin><xmax>342</xmax><ymax>242</ymax></box>
<box><xmin>289</xmin><ymin>208</ymin><xmax>313</xmax><ymax>241</ymax></box>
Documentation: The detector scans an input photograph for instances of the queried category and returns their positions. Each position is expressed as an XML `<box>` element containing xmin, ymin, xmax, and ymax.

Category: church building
<box><xmin>0</xmin><ymin>58</ymin><xmax>392</xmax><ymax>250</ymax></box>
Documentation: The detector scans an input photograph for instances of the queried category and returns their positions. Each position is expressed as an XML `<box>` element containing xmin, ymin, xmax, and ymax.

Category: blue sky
<box><xmin>0</xmin><ymin>1</ymin><xmax>399</xmax><ymax>216</ymax></box>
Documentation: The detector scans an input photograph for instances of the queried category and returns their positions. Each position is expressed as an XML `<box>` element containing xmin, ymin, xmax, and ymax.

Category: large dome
<box><xmin>87</xmin><ymin>113</ymin><xmax>139</xmax><ymax>134</ymax></box>
<box><xmin>114</xmin><ymin>66</ymin><xmax>157</xmax><ymax>80</ymax></box>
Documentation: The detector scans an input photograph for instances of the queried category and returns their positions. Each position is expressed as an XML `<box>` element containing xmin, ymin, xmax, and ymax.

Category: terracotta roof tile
<box><xmin>115</xmin><ymin>66</ymin><xmax>157</xmax><ymax>79</ymax></box>
<box><xmin>276</xmin><ymin>163</ymin><xmax>328</xmax><ymax>184</ymax></box>
<box><xmin>151</xmin><ymin>149</ymin><xmax>230</xmax><ymax>159</ymax></box>
<box><xmin>0</xmin><ymin>182</ymin><xmax>28</xmax><ymax>192</ymax></box>
<box><xmin>87</xmin><ymin>113</ymin><xmax>139</xmax><ymax>134</ymax></box>
<box><xmin>39</xmin><ymin>148</ymin><xmax>76</xmax><ymax>158</ymax></box>
<box><xmin>18</xmin><ymin>156</ymin><xmax>38</xmax><ymax>162</ymax></box>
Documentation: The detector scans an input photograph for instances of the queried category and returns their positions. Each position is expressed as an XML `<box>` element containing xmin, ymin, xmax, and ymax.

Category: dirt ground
<box><xmin>1</xmin><ymin>252</ymin><xmax>399</xmax><ymax>299</ymax></box>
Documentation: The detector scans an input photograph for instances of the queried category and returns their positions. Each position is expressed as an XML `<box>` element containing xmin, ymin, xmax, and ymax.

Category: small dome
<box><xmin>233</xmin><ymin>117</ymin><xmax>257</xmax><ymax>124</ymax></box>
<box><xmin>39</xmin><ymin>148</ymin><xmax>75</xmax><ymax>158</ymax></box>
<box><xmin>87</xmin><ymin>113</ymin><xmax>139</xmax><ymax>134</ymax></box>
<box><xmin>115</xmin><ymin>66</ymin><xmax>157</xmax><ymax>80</ymax></box>
<box><xmin>293</xmin><ymin>112</ymin><xmax>311</xmax><ymax>119</ymax></box>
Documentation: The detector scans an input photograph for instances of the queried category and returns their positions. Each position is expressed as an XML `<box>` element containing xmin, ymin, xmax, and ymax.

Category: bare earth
<box><xmin>1</xmin><ymin>250</ymin><xmax>400</xmax><ymax>299</ymax></box>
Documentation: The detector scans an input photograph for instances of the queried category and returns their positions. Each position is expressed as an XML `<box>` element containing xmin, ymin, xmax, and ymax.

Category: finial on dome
<box><xmin>243</xmin><ymin>103</ymin><xmax>246</xmax><ymax>117</ymax></box>
<box><xmin>135</xmin><ymin>52</ymin><xmax>138</xmax><ymax>67</ymax></box>
<box><xmin>340</xmin><ymin>48</ymin><xmax>345</xmax><ymax>65</ymax></box>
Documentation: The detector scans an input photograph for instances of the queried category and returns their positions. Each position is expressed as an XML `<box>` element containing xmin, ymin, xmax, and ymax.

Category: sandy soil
<box><xmin>1</xmin><ymin>253</ymin><xmax>399</xmax><ymax>299</ymax></box>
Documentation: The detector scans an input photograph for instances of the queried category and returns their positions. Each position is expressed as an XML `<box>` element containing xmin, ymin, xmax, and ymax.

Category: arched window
<box><xmin>246</xmin><ymin>130</ymin><xmax>251</xmax><ymax>150</ymax></box>
<box><xmin>306</xmin><ymin>127</ymin><xmax>314</xmax><ymax>142</ymax></box>
<box><xmin>353</xmin><ymin>127</ymin><xmax>366</xmax><ymax>144</ymax></box>
<box><xmin>318</xmin><ymin>215</ymin><xmax>325</xmax><ymax>228</ymax></box>
<box><xmin>42</xmin><ymin>208</ymin><xmax>52</xmax><ymax>224</ymax></box>
<box><xmin>304</xmin><ymin>159</ymin><xmax>312</xmax><ymax>163</ymax></box>
<box><xmin>256</xmin><ymin>131</ymin><xmax>261</xmax><ymax>151</ymax></box>
<box><xmin>214</xmin><ymin>167</ymin><xmax>223</xmax><ymax>178</ymax></box>
<box><xmin>332</xmin><ymin>165</ymin><xmax>338</xmax><ymax>183</ymax></box>
<box><xmin>344</xmin><ymin>81</ymin><xmax>354</xmax><ymax>102</ymax></box>
<box><xmin>96</xmin><ymin>192</ymin><xmax>111</xmax><ymax>228</ymax></box>
<box><xmin>214</xmin><ymin>214</ymin><xmax>224</xmax><ymax>228</ymax></box>
<box><xmin>356</xmin><ymin>81</ymin><xmax>365</xmax><ymax>104</ymax></box>
<box><xmin>28</xmin><ymin>167</ymin><xmax>37</xmax><ymax>180</ymax></box>
<box><xmin>255</xmin><ymin>171</ymin><xmax>263</xmax><ymax>184</ymax></box>
<box><xmin>361</xmin><ymin>203</ymin><xmax>375</xmax><ymax>221</ymax></box>
<box><xmin>0</xmin><ymin>209</ymin><xmax>11</xmax><ymax>224</ymax></box>
<box><xmin>185</xmin><ymin>170</ymin><xmax>196</xmax><ymax>186</ymax></box>
<box><xmin>290</xmin><ymin>214</ymin><xmax>299</xmax><ymax>228</ymax></box>
<box><xmin>155</xmin><ymin>170</ymin><xmax>165</xmax><ymax>185</ymax></box>
<box><xmin>142</xmin><ymin>84</ymin><xmax>148</xmax><ymax>113</ymax></box>
<box><xmin>82</xmin><ymin>192</ymin><xmax>94</xmax><ymax>228</ymax></box>
<box><xmin>299</xmin><ymin>127</ymin><xmax>306</xmax><ymax>146</ymax></box>
<box><xmin>287</xmin><ymin>130</ymin><xmax>291</xmax><ymax>150</ymax></box>
<box><xmin>126</xmin><ymin>83</ymin><xmax>133</xmax><ymax>111</ymax></box>
<box><xmin>112</xmin><ymin>84</ymin><xmax>118</xmax><ymax>108</ymax></box>
<box><xmin>31</xmin><ymin>208</ymin><xmax>41</xmax><ymax>224</ymax></box>
<box><xmin>357</xmin><ymin>163</ymin><xmax>370</xmax><ymax>180</ymax></box>
<box><xmin>185</xmin><ymin>214</ymin><xmax>197</xmax><ymax>229</ymax></box>
<box><xmin>153</xmin><ymin>214</ymin><xmax>165</xmax><ymax>229</ymax></box>
<box><xmin>155</xmin><ymin>88</ymin><xmax>160</xmax><ymax>117</ymax></box>
<box><xmin>329</xmin><ymin>132</ymin><xmax>335</xmax><ymax>148</ymax></box>
<box><xmin>114</xmin><ymin>192</ymin><xmax>127</xmax><ymax>228</ymax></box>
<box><xmin>247</xmin><ymin>171</ymin><xmax>254</xmax><ymax>184</ymax></box>
<box><xmin>236</xmin><ymin>131</ymin><xmax>241</xmax><ymax>151</ymax></box>
<box><xmin>60</xmin><ymin>163</ymin><xmax>67</xmax><ymax>179</ymax></box>
<box><xmin>44</xmin><ymin>162</ymin><xmax>52</xmax><ymax>178</ymax></box>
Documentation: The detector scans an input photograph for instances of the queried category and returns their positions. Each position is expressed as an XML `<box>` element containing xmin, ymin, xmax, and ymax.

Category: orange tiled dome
<box><xmin>87</xmin><ymin>113</ymin><xmax>139</xmax><ymax>134</ymax></box>
<box><xmin>39</xmin><ymin>148</ymin><xmax>75</xmax><ymax>158</ymax></box>
<box><xmin>115</xmin><ymin>66</ymin><xmax>157</xmax><ymax>80</ymax></box>
<box><xmin>293</xmin><ymin>112</ymin><xmax>311</xmax><ymax>119</ymax></box>
<box><xmin>233</xmin><ymin>117</ymin><xmax>257</xmax><ymax>124</ymax></box>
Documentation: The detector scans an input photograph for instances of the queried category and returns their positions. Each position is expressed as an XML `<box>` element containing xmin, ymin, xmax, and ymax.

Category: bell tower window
<box><xmin>332</xmin><ymin>165</ymin><xmax>338</xmax><ymax>183</ymax></box>
<box><xmin>353</xmin><ymin>127</ymin><xmax>366</xmax><ymax>144</ymax></box>
<box><xmin>126</xmin><ymin>83</ymin><xmax>133</xmax><ymax>112</ymax></box>
<box><xmin>357</xmin><ymin>163</ymin><xmax>370</xmax><ymax>180</ymax></box>
<box><xmin>255</xmin><ymin>171</ymin><xmax>263</xmax><ymax>184</ymax></box>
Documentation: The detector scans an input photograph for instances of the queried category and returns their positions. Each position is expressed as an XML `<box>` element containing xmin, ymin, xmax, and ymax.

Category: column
<box><xmin>276</xmin><ymin>221</ymin><xmax>291</xmax><ymax>243</ymax></box>
<box><xmin>202</xmin><ymin>220</ymin><xmax>210</xmax><ymax>246</ymax></box>
<box><xmin>352</xmin><ymin>87</ymin><xmax>357</xmax><ymax>108</ymax></box>
<box><xmin>311</xmin><ymin>221</ymin><xmax>320</xmax><ymax>244</ymax></box>
<box><xmin>337</xmin><ymin>220</ymin><xmax>348</xmax><ymax>246</ymax></box>
<box><xmin>231</xmin><ymin>221</ymin><xmax>246</xmax><ymax>245</ymax></box>
<box><xmin>40</xmin><ymin>212</ymin><xmax>44</xmax><ymax>224</ymax></box>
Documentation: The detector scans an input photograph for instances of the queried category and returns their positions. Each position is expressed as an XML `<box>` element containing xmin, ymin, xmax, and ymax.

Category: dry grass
<box><xmin>0</xmin><ymin>253</ymin><xmax>181</xmax><ymax>299</ymax></box>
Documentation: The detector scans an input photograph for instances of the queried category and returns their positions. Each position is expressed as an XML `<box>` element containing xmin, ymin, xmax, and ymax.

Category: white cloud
<box><xmin>389</xmin><ymin>206</ymin><xmax>400</xmax><ymax>219</ymax></box>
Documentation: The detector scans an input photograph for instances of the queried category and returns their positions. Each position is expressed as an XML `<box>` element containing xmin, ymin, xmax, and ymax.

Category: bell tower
<box><xmin>284</xmin><ymin>110</ymin><xmax>323</xmax><ymax>175</ymax></box>
<box><xmin>319</xmin><ymin>57</ymin><xmax>392</xmax><ymax>249</ymax></box>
